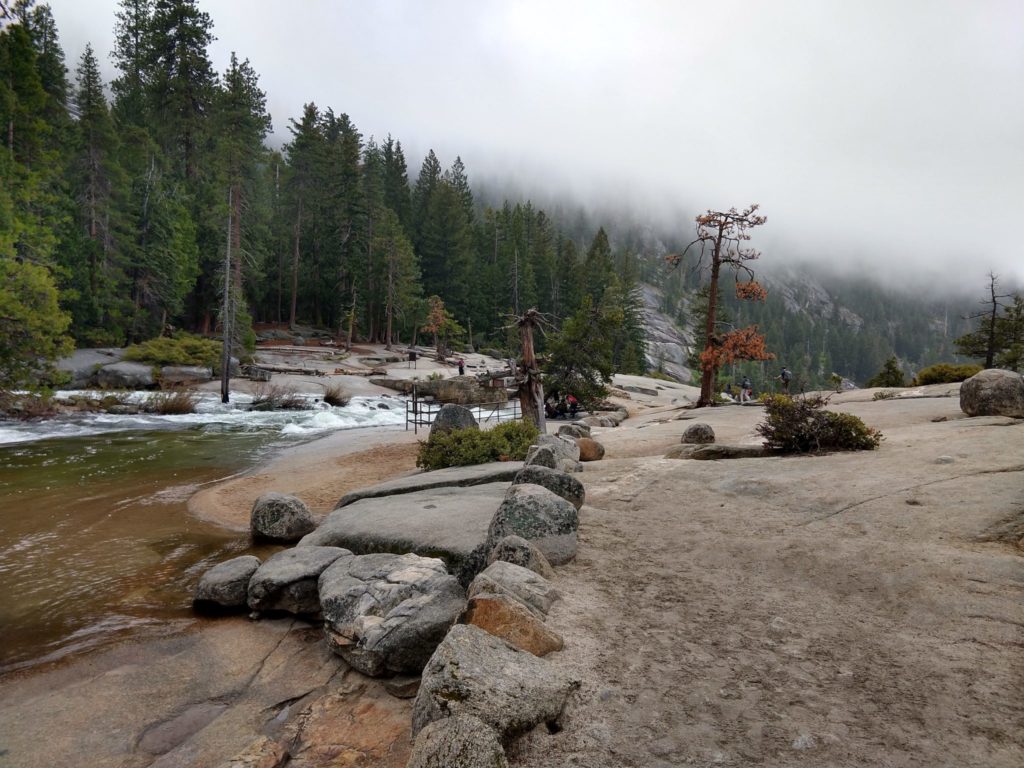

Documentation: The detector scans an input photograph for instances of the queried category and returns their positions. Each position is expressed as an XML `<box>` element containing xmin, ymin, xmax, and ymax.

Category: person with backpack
<box><xmin>740</xmin><ymin>376</ymin><xmax>753</xmax><ymax>404</ymax></box>
<box><xmin>777</xmin><ymin>367</ymin><xmax>792</xmax><ymax>394</ymax></box>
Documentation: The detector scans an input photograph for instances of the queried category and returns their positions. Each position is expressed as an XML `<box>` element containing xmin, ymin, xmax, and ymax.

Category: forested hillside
<box><xmin>0</xmin><ymin>0</ymin><xmax>1012</xmax><ymax>394</ymax></box>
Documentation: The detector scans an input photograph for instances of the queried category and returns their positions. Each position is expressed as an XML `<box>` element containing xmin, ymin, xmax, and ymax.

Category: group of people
<box><xmin>725</xmin><ymin>367</ymin><xmax>793</xmax><ymax>403</ymax></box>
<box><xmin>544</xmin><ymin>393</ymin><xmax>579</xmax><ymax>419</ymax></box>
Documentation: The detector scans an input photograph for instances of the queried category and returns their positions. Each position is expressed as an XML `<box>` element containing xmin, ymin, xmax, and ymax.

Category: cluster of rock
<box><xmin>55</xmin><ymin>347</ymin><xmax>240</xmax><ymax>389</ymax></box>
<box><xmin>370</xmin><ymin>375</ymin><xmax>508</xmax><ymax>405</ymax></box>
<box><xmin>195</xmin><ymin>455</ymin><xmax>589</xmax><ymax>765</ymax></box>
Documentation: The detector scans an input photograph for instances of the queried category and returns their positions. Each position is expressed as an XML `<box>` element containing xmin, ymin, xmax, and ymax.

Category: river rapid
<box><xmin>0</xmin><ymin>392</ymin><xmax>405</xmax><ymax>674</ymax></box>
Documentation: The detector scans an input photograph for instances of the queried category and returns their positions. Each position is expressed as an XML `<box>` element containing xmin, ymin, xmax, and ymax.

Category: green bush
<box><xmin>756</xmin><ymin>395</ymin><xmax>882</xmax><ymax>453</ymax></box>
<box><xmin>913</xmin><ymin>363</ymin><xmax>983</xmax><ymax>386</ymax></box>
<box><xmin>416</xmin><ymin>420</ymin><xmax>539</xmax><ymax>471</ymax></box>
<box><xmin>124</xmin><ymin>333</ymin><xmax>221</xmax><ymax>369</ymax></box>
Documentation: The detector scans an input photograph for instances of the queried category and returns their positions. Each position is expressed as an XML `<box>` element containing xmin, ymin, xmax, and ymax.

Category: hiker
<box><xmin>777</xmin><ymin>366</ymin><xmax>792</xmax><ymax>394</ymax></box>
<box><xmin>740</xmin><ymin>376</ymin><xmax>752</xmax><ymax>404</ymax></box>
<box><xmin>407</xmin><ymin>348</ymin><xmax>418</xmax><ymax>369</ymax></box>
<box><xmin>458</xmin><ymin>358</ymin><xmax>465</xmax><ymax>376</ymax></box>
<box><xmin>566</xmin><ymin>393</ymin><xmax>579</xmax><ymax>416</ymax></box>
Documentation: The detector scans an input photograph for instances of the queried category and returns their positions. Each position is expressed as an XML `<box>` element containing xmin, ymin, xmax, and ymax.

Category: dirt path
<box><xmin>511</xmin><ymin>397</ymin><xmax>1024</xmax><ymax>767</ymax></box>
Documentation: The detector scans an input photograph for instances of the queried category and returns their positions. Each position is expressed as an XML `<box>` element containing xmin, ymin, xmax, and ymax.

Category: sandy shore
<box><xmin>189</xmin><ymin>425</ymin><xmax>423</xmax><ymax>529</ymax></box>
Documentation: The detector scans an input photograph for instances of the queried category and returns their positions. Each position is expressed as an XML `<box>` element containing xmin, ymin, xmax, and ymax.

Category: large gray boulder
<box><xmin>511</xmin><ymin>465</ymin><xmax>585</xmax><ymax>510</ymax></box>
<box><xmin>412</xmin><ymin>624</ymin><xmax>578</xmax><ymax>737</ymax></box>
<box><xmin>55</xmin><ymin>348</ymin><xmax>124</xmax><ymax>388</ymax></box>
<box><xmin>193</xmin><ymin>555</ymin><xmax>260</xmax><ymax>610</ymax></box>
<box><xmin>247</xmin><ymin>546</ymin><xmax>350</xmax><ymax>614</ymax></box>
<box><xmin>250</xmin><ymin>492</ymin><xmax>316</xmax><ymax>543</ymax></box>
<box><xmin>407</xmin><ymin>715</ymin><xmax>508</xmax><ymax>768</ymax></box>
<box><xmin>557</xmin><ymin>423</ymin><xmax>590</xmax><ymax>439</ymax></box>
<box><xmin>534</xmin><ymin>434</ymin><xmax>580</xmax><ymax>463</ymax></box>
<box><xmin>486</xmin><ymin>484</ymin><xmax>578</xmax><ymax>565</ymax></box>
<box><xmin>960</xmin><ymin>369</ymin><xmax>1024</xmax><ymax>418</ymax></box>
<box><xmin>429</xmin><ymin>403</ymin><xmax>479</xmax><ymax>438</ymax></box>
<box><xmin>487</xmin><ymin>535</ymin><xmax>555</xmax><ymax>578</ymax></box>
<box><xmin>682</xmin><ymin>422</ymin><xmax>716</xmax><ymax>444</ymax></box>
<box><xmin>523</xmin><ymin>445</ymin><xmax>558</xmax><ymax>469</ymax></box>
<box><xmin>96</xmin><ymin>361</ymin><xmax>155</xmax><ymax>389</ymax></box>
<box><xmin>334</xmin><ymin>462</ymin><xmax>522</xmax><ymax>508</ymax></box>
<box><xmin>467</xmin><ymin>561</ymin><xmax>560</xmax><ymax>619</ymax></box>
<box><xmin>159</xmin><ymin>365</ymin><xmax>212</xmax><ymax>386</ymax></box>
<box><xmin>318</xmin><ymin>552</ymin><xmax>465</xmax><ymax>676</ymax></box>
<box><xmin>300</xmin><ymin>483</ymin><xmax>508</xmax><ymax>585</ymax></box>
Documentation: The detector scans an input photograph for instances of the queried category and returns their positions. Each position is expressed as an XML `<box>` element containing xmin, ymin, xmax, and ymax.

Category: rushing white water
<box><xmin>0</xmin><ymin>392</ymin><xmax>408</xmax><ymax>446</ymax></box>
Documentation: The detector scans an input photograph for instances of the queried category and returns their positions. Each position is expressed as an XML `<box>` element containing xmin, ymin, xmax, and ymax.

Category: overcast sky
<box><xmin>46</xmin><ymin>0</ymin><xmax>1024</xmax><ymax>290</ymax></box>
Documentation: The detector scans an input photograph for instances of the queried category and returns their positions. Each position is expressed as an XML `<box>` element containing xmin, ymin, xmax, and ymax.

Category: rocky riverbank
<box><xmin>2</xmin><ymin>371</ymin><xmax>1021</xmax><ymax>767</ymax></box>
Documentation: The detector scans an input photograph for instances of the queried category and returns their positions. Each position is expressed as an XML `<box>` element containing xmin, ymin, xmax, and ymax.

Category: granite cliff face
<box><xmin>640</xmin><ymin>284</ymin><xmax>693</xmax><ymax>384</ymax></box>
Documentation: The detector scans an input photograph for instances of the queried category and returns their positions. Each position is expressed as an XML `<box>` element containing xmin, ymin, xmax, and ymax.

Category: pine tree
<box><xmin>146</xmin><ymin>0</ymin><xmax>216</xmax><ymax>181</ymax></box>
<box><xmin>110</xmin><ymin>0</ymin><xmax>152</xmax><ymax>126</ymax></box>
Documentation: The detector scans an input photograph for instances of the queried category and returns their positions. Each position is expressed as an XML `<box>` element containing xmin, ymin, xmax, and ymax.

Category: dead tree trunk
<box><xmin>517</xmin><ymin>308</ymin><xmax>546</xmax><ymax>433</ymax></box>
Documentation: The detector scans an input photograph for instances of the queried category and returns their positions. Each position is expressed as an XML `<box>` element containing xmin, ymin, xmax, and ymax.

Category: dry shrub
<box><xmin>144</xmin><ymin>389</ymin><xmax>197</xmax><ymax>415</ymax></box>
<box><xmin>251</xmin><ymin>382</ymin><xmax>308</xmax><ymax>410</ymax></box>
<box><xmin>323</xmin><ymin>383</ymin><xmax>351</xmax><ymax>407</ymax></box>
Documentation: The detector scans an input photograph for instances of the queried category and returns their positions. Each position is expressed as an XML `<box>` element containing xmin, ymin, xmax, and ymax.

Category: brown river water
<box><xmin>0</xmin><ymin>429</ymin><xmax>280</xmax><ymax>675</ymax></box>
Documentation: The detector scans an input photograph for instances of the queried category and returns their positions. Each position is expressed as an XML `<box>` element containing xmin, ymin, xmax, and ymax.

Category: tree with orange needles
<box><xmin>667</xmin><ymin>204</ymin><xmax>773</xmax><ymax>407</ymax></box>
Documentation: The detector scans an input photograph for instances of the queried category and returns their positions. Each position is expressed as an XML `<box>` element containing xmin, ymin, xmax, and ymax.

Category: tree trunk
<box><xmin>385</xmin><ymin>246</ymin><xmax>394</xmax><ymax>350</ymax></box>
<box><xmin>517</xmin><ymin>309</ymin><xmax>546</xmax><ymax>433</ymax></box>
<box><xmin>698</xmin><ymin>226</ymin><xmax>725</xmax><ymax>408</ymax></box>
<box><xmin>290</xmin><ymin>198</ymin><xmax>302</xmax><ymax>328</ymax></box>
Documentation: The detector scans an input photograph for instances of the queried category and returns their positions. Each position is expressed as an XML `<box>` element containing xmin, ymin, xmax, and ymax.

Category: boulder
<box><xmin>577</xmin><ymin>437</ymin><xmax>605</xmax><ymax>461</ymax></box>
<box><xmin>535</xmin><ymin>434</ymin><xmax>580</xmax><ymax>463</ymax></box>
<box><xmin>247</xmin><ymin>546</ymin><xmax>350</xmax><ymax>614</ymax></box>
<box><xmin>681</xmin><ymin>422</ymin><xmax>716</xmax><ymax>444</ymax></box>
<box><xmin>96</xmin><ymin>361</ymin><xmax>155</xmax><ymax>389</ymax></box>
<box><xmin>487</xmin><ymin>535</ymin><xmax>555</xmax><ymax>578</ymax></box>
<box><xmin>250</xmin><ymin>492</ymin><xmax>317</xmax><ymax>543</ymax></box>
<box><xmin>335</xmin><ymin>462</ymin><xmax>522</xmax><ymax>508</ymax></box>
<box><xmin>429</xmin><ymin>403</ymin><xmax>479</xmax><ymax>438</ymax></box>
<box><xmin>462</xmin><ymin>592</ymin><xmax>564</xmax><ymax>656</ymax></box>
<box><xmin>577</xmin><ymin>416</ymin><xmax>603</xmax><ymax>427</ymax></box>
<box><xmin>300</xmin><ymin>483</ymin><xmax>508</xmax><ymax>585</ymax></box>
<box><xmin>557</xmin><ymin>423</ymin><xmax>591</xmax><ymax>439</ymax></box>
<box><xmin>318</xmin><ymin>552</ymin><xmax>466</xmax><ymax>677</ymax></box>
<box><xmin>524</xmin><ymin>445</ymin><xmax>558</xmax><ymax>469</ymax></box>
<box><xmin>159</xmin><ymin>365</ymin><xmax>213</xmax><ymax>386</ymax></box>
<box><xmin>193</xmin><ymin>555</ymin><xmax>261</xmax><ymax>610</ymax></box>
<box><xmin>407</xmin><ymin>715</ymin><xmax>508</xmax><ymax>768</ymax></box>
<box><xmin>467</xmin><ymin>561</ymin><xmax>560</xmax><ymax>619</ymax></box>
<box><xmin>55</xmin><ymin>348</ymin><xmax>124</xmax><ymax>388</ymax></box>
<box><xmin>511</xmin><ymin>465</ymin><xmax>585</xmax><ymax>510</ymax></box>
<box><xmin>412</xmin><ymin>624</ymin><xmax>578</xmax><ymax>737</ymax></box>
<box><xmin>665</xmin><ymin>444</ymin><xmax>771</xmax><ymax>460</ymax></box>
<box><xmin>960</xmin><ymin>369</ymin><xmax>1024</xmax><ymax>418</ymax></box>
<box><xmin>486</xmin><ymin>484</ymin><xmax>578</xmax><ymax>566</ymax></box>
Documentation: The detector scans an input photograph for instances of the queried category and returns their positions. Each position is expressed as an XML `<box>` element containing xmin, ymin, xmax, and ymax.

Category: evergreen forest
<box><xmin>2</xmin><ymin>1</ymin><xmax>1018</xmax><ymax>393</ymax></box>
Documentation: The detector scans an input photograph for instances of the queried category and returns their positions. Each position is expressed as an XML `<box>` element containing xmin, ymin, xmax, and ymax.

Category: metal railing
<box><xmin>405</xmin><ymin>393</ymin><xmax>521</xmax><ymax>434</ymax></box>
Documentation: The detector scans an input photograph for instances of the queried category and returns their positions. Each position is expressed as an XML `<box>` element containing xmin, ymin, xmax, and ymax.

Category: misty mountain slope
<box><xmin>640</xmin><ymin>284</ymin><xmax>694</xmax><ymax>383</ymax></box>
<box><xmin>637</xmin><ymin>262</ymin><xmax>978</xmax><ymax>388</ymax></box>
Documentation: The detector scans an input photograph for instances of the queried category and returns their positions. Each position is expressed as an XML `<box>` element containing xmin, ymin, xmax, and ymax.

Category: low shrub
<box><xmin>913</xmin><ymin>363</ymin><xmax>983</xmax><ymax>386</ymax></box>
<box><xmin>322</xmin><ymin>383</ymin><xmax>351</xmax><ymax>407</ymax></box>
<box><xmin>756</xmin><ymin>395</ymin><xmax>882</xmax><ymax>453</ymax></box>
<box><xmin>144</xmin><ymin>389</ymin><xmax>197</xmax><ymax>415</ymax></box>
<box><xmin>416</xmin><ymin>420</ymin><xmax>539</xmax><ymax>471</ymax></box>
<box><xmin>872</xmin><ymin>390</ymin><xmax>897</xmax><ymax>401</ymax></box>
<box><xmin>0</xmin><ymin>391</ymin><xmax>57</xmax><ymax>419</ymax></box>
<box><xmin>124</xmin><ymin>333</ymin><xmax>221</xmax><ymax>369</ymax></box>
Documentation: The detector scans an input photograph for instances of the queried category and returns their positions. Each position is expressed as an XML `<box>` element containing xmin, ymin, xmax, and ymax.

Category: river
<box><xmin>0</xmin><ymin>392</ymin><xmax>406</xmax><ymax>674</ymax></box>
